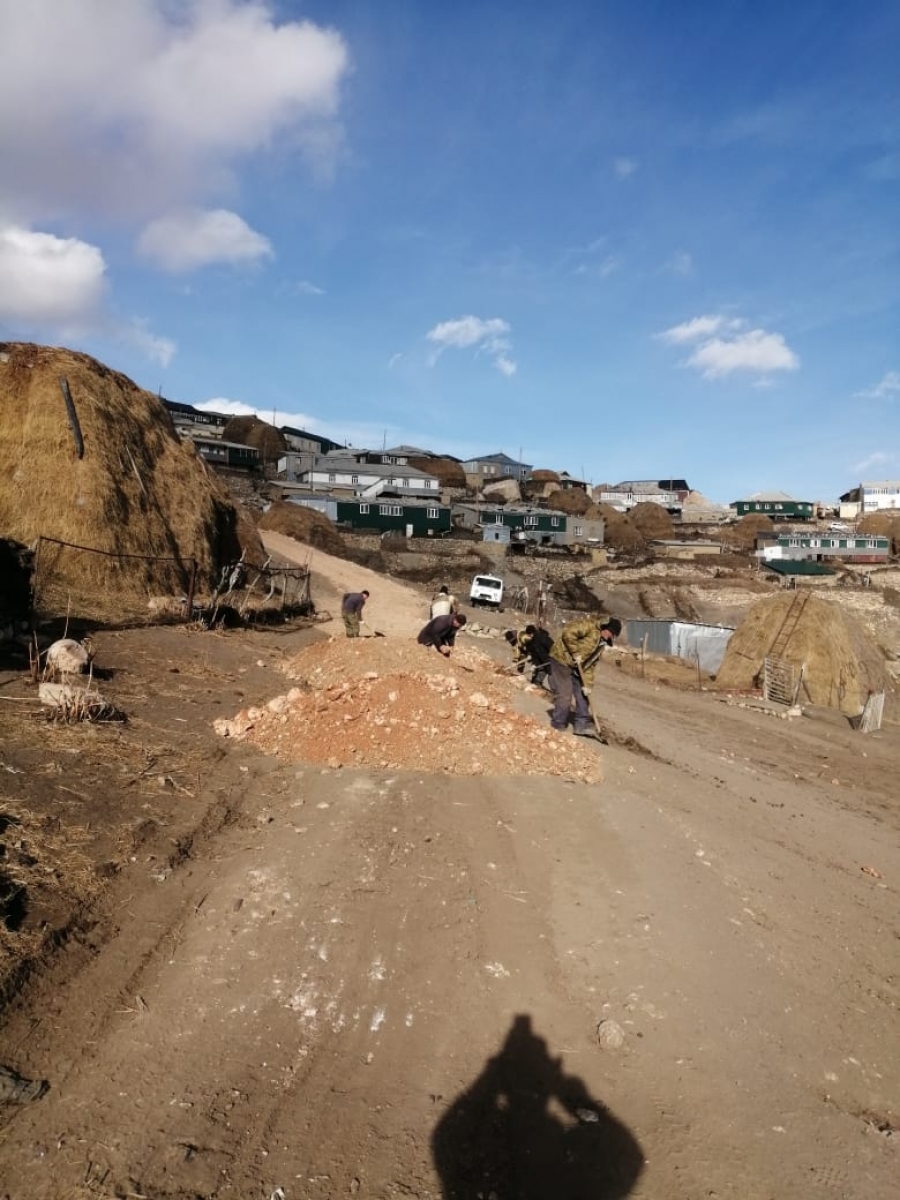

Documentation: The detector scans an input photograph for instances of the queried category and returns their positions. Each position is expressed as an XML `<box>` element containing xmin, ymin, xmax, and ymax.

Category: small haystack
<box><xmin>408</xmin><ymin>456</ymin><xmax>466</xmax><ymax>488</ymax></box>
<box><xmin>592</xmin><ymin>504</ymin><xmax>645</xmax><ymax>552</ymax></box>
<box><xmin>716</xmin><ymin>592</ymin><xmax>887</xmax><ymax>714</ymax></box>
<box><xmin>0</xmin><ymin>343</ymin><xmax>247</xmax><ymax>599</ymax></box>
<box><xmin>630</xmin><ymin>502</ymin><xmax>674</xmax><ymax>539</ymax></box>
<box><xmin>221</xmin><ymin>415</ymin><xmax>287</xmax><ymax>466</ymax></box>
<box><xmin>544</xmin><ymin>488</ymin><xmax>592</xmax><ymax>516</ymax></box>
<box><xmin>258</xmin><ymin>500</ymin><xmax>346</xmax><ymax>555</ymax></box>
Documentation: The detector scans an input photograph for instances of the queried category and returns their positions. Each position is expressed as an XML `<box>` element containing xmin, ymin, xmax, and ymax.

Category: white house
<box><xmin>277</xmin><ymin>454</ymin><xmax>441</xmax><ymax>499</ymax></box>
<box><xmin>839</xmin><ymin>481</ymin><xmax>900</xmax><ymax>519</ymax></box>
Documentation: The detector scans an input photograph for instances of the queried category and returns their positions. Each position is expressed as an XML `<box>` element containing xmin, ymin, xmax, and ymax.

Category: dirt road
<box><xmin>0</xmin><ymin>549</ymin><xmax>897</xmax><ymax>1199</ymax></box>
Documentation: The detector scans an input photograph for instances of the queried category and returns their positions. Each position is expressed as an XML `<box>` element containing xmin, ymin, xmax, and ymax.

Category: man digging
<box><xmin>548</xmin><ymin>616</ymin><xmax>622</xmax><ymax>738</ymax></box>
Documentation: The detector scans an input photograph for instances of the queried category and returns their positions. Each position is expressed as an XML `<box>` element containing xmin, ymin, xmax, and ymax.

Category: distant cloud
<box><xmin>196</xmin><ymin>398</ymin><xmax>258</xmax><ymax>417</ymax></box>
<box><xmin>123</xmin><ymin>318</ymin><xmax>176</xmax><ymax>368</ymax></box>
<box><xmin>613</xmin><ymin>157</ymin><xmax>638</xmax><ymax>179</ymax></box>
<box><xmin>0</xmin><ymin>224</ymin><xmax>106</xmax><ymax>324</ymax></box>
<box><xmin>137</xmin><ymin>209</ymin><xmax>273</xmax><ymax>273</ymax></box>
<box><xmin>657</xmin><ymin>313</ymin><xmax>799</xmax><ymax>379</ymax></box>
<box><xmin>854</xmin><ymin>370</ymin><xmax>900</xmax><ymax>400</ymax></box>
<box><xmin>0</xmin><ymin>2</ymin><xmax>351</xmax><ymax>224</ymax></box>
<box><xmin>294</xmin><ymin>279</ymin><xmax>325</xmax><ymax>296</ymax></box>
<box><xmin>387</xmin><ymin>352</ymin><xmax>403</xmax><ymax>369</ymax></box>
<box><xmin>426</xmin><ymin>315</ymin><xmax>517</xmax><ymax>377</ymax></box>
<box><xmin>666</xmin><ymin>251</ymin><xmax>694</xmax><ymax>276</ymax></box>
<box><xmin>852</xmin><ymin>450</ymin><xmax>896</xmax><ymax>474</ymax></box>
<box><xmin>657</xmin><ymin>315</ymin><xmax>740</xmax><ymax>345</ymax></box>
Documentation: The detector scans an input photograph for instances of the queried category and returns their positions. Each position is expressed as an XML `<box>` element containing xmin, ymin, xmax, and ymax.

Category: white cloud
<box><xmin>426</xmin><ymin>315</ymin><xmax>517</xmax><ymax>376</ymax></box>
<box><xmin>0</xmin><ymin>1</ymin><xmax>350</xmax><ymax>223</ymax></box>
<box><xmin>686</xmin><ymin>329</ymin><xmax>799</xmax><ymax>379</ymax></box>
<box><xmin>196</xmin><ymin>398</ymin><xmax>259</xmax><ymax>418</ymax></box>
<box><xmin>657</xmin><ymin>313</ymin><xmax>799</xmax><ymax>380</ymax></box>
<box><xmin>657</xmin><ymin>314</ymin><xmax>741</xmax><ymax>344</ymax></box>
<box><xmin>666</xmin><ymin>251</ymin><xmax>694</xmax><ymax>276</ymax></box>
<box><xmin>852</xmin><ymin>450</ymin><xmax>896</xmax><ymax>474</ymax></box>
<box><xmin>122</xmin><ymin>318</ymin><xmax>176</xmax><ymax>368</ymax></box>
<box><xmin>294</xmin><ymin>279</ymin><xmax>325</xmax><ymax>296</ymax></box>
<box><xmin>137</xmin><ymin>209</ymin><xmax>273</xmax><ymax>272</ymax></box>
<box><xmin>0</xmin><ymin>224</ymin><xmax>106</xmax><ymax>324</ymax></box>
<box><xmin>614</xmin><ymin>157</ymin><xmax>638</xmax><ymax>178</ymax></box>
<box><xmin>854</xmin><ymin>370</ymin><xmax>900</xmax><ymax>400</ymax></box>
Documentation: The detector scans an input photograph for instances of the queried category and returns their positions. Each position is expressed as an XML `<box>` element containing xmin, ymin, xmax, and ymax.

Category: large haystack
<box><xmin>630</xmin><ymin>502</ymin><xmax>674</xmax><ymax>539</ymax></box>
<box><xmin>0</xmin><ymin>343</ymin><xmax>246</xmax><ymax>599</ymax></box>
<box><xmin>716</xmin><ymin>593</ymin><xmax>886</xmax><ymax>714</ymax></box>
<box><xmin>257</xmin><ymin>500</ymin><xmax>346</xmax><ymax>555</ymax></box>
<box><xmin>718</xmin><ymin>513</ymin><xmax>774</xmax><ymax>550</ymax></box>
<box><xmin>859</xmin><ymin>512</ymin><xmax>900</xmax><ymax>552</ymax></box>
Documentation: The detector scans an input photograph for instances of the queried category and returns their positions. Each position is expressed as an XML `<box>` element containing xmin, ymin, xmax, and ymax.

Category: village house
<box><xmin>732</xmin><ymin>491</ymin><xmax>815</xmax><ymax>521</ymax></box>
<box><xmin>285</xmin><ymin>494</ymin><xmax>451</xmax><ymax>537</ymax></box>
<box><xmin>452</xmin><ymin>503</ymin><xmax>604</xmax><ymax>548</ymax></box>
<box><xmin>594</xmin><ymin>479</ymin><xmax>686</xmax><ymax>514</ymax></box>
<box><xmin>273</xmin><ymin>451</ymin><xmax>441</xmax><ymax>500</ymax></box>
<box><xmin>758</xmin><ymin>531</ymin><xmax>890</xmax><ymax>564</ymax></box>
<box><xmin>461</xmin><ymin>452</ymin><xmax>533</xmax><ymax>490</ymax></box>
<box><xmin>839</xmin><ymin>480</ymin><xmax>900</xmax><ymax>519</ymax></box>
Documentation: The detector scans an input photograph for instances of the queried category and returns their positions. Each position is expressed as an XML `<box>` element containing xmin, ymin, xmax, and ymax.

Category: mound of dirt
<box><xmin>215</xmin><ymin>636</ymin><xmax>603</xmax><ymax>782</ymax></box>
<box><xmin>629</xmin><ymin>502</ymin><xmax>674</xmax><ymax>539</ymax></box>
<box><xmin>859</xmin><ymin>512</ymin><xmax>900</xmax><ymax>551</ymax></box>
<box><xmin>715</xmin><ymin>592</ymin><xmax>887</xmax><ymax>714</ymax></box>
<box><xmin>0</xmin><ymin>343</ymin><xmax>252</xmax><ymax>599</ymax></box>
<box><xmin>258</xmin><ymin>501</ymin><xmax>346</xmax><ymax>555</ymax></box>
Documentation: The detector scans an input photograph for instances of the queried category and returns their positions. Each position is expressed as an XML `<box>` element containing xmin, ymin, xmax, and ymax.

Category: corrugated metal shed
<box><xmin>624</xmin><ymin>619</ymin><xmax>735</xmax><ymax>674</ymax></box>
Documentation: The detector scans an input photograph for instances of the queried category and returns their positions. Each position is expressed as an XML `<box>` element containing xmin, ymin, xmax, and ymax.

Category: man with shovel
<box><xmin>547</xmin><ymin>616</ymin><xmax>622</xmax><ymax>739</ymax></box>
<box><xmin>341</xmin><ymin>589</ymin><xmax>369</xmax><ymax>638</ymax></box>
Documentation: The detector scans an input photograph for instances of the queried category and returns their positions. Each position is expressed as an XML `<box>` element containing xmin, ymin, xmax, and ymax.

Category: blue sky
<box><xmin>1</xmin><ymin>1</ymin><xmax>897</xmax><ymax>504</ymax></box>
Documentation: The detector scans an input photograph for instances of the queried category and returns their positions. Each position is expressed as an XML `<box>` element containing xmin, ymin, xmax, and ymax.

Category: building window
<box><xmin>359</xmin><ymin>503</ymin><xmax>370</xmax><ymax>514</ymax></box>
<box><xmin>494</xmin><ymin>514</ymin><xmax>504</xmax><ymax>525</ymax></box>
<box><xmin>574</xmin><ymin>524</ymin><xmax>583</xmax><ymax>536</ymax></box>
<box><xmin>524</xmin><ymin>516</ymin><xmax>538</xmax><ymax>527</ymax></box>
<box><xmin>551</xmin><ymin>517</ymin><xmax>559</xmax><ymax>527</ymax></box>
<box><xmin>328</xmin><ymin>473</ymin><xmax>336</xmax><ymax>483</ymax></box>
<box><xmin>427</xmin><ymin>507</ymin><xmax>439</xmax><ymax>519</ymax></box>
<box><xmin>392</xmin><ymin>505</ymin><xmax>402</xmax><ymax>516</ymax></box>
<box><xmin>379</xmin><ymin>504</ymin><xmax>391</xmax><ymax>515</ymax></box>
<box><xmin>351</xmin><ymin>474</ymin><xmax>359</xmax><ymax>484</ymax></box>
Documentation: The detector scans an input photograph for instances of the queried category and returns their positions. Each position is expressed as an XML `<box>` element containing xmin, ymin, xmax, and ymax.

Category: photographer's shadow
<box><xmin>432</xmin><ymin>1014</ymin><xmax>643</xmax><ymax>1199</ymax></box>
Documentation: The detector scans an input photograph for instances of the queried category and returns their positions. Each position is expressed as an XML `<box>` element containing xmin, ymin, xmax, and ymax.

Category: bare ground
<box><xmin>0</xmin><ymin>544</ymin><xmax>897</xmax><ymax>1199</ymax></box>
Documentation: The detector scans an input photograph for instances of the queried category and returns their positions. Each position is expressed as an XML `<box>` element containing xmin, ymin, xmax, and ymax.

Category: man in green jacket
<box><xmin>548</xmin><ymin>615</ymin><xmax>622</xmax><ymax>736</ymax></box>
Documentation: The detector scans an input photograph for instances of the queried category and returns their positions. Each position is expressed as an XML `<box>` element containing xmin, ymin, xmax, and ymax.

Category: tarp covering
<box><xmin>625</xmin><ymin>619</ymin><xmax>735</xmax><ymax>674</ymax></box>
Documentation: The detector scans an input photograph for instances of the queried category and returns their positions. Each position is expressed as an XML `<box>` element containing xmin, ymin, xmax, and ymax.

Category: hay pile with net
<box><xmin>258</xmin><ymin>500</ymin><xmax>346</xmax><ymax>555</ymax></box>
<box><xmin>629</xmin><ymin>502</ymin><xmax>674</xmax><ymax>539</ymax></box>
<box><xmin>715</xmin><ymin>593</ymin><xmax>887</xmax><ymax>714</ymax></box>
<box><xmin>0</xmin><ymin>343</ymin><xmax>252</xmax><ymax>611</ymax></box>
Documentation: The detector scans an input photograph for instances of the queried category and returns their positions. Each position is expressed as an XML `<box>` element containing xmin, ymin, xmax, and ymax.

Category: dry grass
<box><xmin>0</xmin><ymin>342</ymin><xmax>245</xmax><ymax>602</ymax></box>
<box><xmin>629</xmin><ymin>501</ymin><xmax>674</xmax><ymax>539</ymax></box>
<box><xmin>715</xmin><ymin>592</ymin><xmax>889</xmax><ymax>713</ymax></box>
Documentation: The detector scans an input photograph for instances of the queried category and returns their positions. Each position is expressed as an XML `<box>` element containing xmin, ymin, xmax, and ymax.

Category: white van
<box><xmin>469</xmin><ymin>574</ymin><xmax>504</xmax><ymax>609</ymax></box>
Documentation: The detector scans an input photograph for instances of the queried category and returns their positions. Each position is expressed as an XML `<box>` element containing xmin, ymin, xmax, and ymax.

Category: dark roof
<box><xmin>763</xmin><ymin>560</ymin><xmax>835</xmax><ymax>576</ymax></box>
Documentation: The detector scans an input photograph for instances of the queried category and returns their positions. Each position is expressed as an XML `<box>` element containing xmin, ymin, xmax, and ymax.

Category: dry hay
<box><xmin>215</xmin><ymin>635</ymin><xmax>604</xmax><ymax>782</ymax></box>
<box><xmin>859</xmin><ymin>512</ymin><xmax>900</xmax><ymax>552</ymax></box>
<box><xmin>530</xmin><ymin>469</ymin><xmax>560</xmax><ymax>483</ymax></box>
<box><xmin>715</xmin><ymin>592</ymin><xmax>887</xmax><ymax>714</ymax></box>
<box><xmin>544</xmin><ymin>488</ymin><xmax>592</xmax><ymax>516</ymax></box>
<box><xmin>0</xmin><ymin>343</ymin><xmax>245</xmax><ymax>598</ymax></box>
<box><xmin>718</xmin><ymin>513</ymin><xmax>774</xmax><ymax>550</ymax></box>
<box><xmin>408</xmin><ymin>455</ymin><xmax>466</xmax><ymax>487</ymax></box>
<box><xmin>221</xmin><ymin>414</ymin><xmax>287</xmax><ymax>463</ymax></box>
<box><xmin>258</xmin><ymin>500</ymin><xmax>346</xmax><ymax>555</ymax></box>
<box><xmin>592</xmin><ymin>504</ymin><xmax>645</xmax><ymax>552</ymax></box>
<box><xmin>630</xmin><ymin>502</ymin><xmax>674</xmax><ymax>539</ymax></box>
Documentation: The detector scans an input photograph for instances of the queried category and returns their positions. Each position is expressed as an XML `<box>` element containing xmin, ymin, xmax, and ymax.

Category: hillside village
<box><xmin>0</xmin><ymin>342</ymin><xmax>898</xmax><ymax>1199</ymax></box>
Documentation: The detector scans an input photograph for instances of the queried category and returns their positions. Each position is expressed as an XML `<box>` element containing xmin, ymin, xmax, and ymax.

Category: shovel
<box><xmin>575</xmin><ymin>659</ymin><xmax>608</xmax><ymax>744</ymax></box>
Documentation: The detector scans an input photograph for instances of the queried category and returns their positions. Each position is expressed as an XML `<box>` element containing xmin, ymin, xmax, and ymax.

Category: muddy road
<box><xmin>0</xmin><ymin>557</ymin><xmax>897</xmax><ymax>1199</ymax></box>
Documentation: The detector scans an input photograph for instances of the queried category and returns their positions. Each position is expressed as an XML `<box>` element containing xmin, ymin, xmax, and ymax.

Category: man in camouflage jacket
<box><xmin>548</xmin><ymin>615</ymin><xmax>622</xmax><ymax>736</ymax></box>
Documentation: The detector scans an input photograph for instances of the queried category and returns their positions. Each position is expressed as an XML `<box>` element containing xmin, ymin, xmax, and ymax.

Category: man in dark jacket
<box><xmin>341</xmin><ymin>589</ymin><xmax>369</xmax><ymax>638</ymax></box>
<box><xmin>506</xmin><ymin>624</ymin><xmax>554</xmax><ymax>688</ymax></box>
<box><xmin>417</xmin><ymin>611</ymin><xmax>467</xmax><ymax>657</ymax></box>
<box><xmin>548</xmin><ymin>616</ymin><xmax>622</xmax><ymax>736</ymax></box>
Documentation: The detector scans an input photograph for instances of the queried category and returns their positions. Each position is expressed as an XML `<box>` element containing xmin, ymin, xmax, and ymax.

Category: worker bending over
<box><xmin>417</xmin><ymin>611</ymin><xmax>467</xmax><ymax>657</ymax></box>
